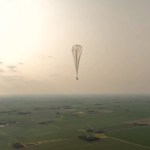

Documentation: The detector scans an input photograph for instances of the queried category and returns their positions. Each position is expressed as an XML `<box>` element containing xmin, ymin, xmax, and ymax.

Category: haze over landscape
<box><xmin>0</xmin><ymin>0</ymin><xmax>150</xmax><ymax>95</ymax></box>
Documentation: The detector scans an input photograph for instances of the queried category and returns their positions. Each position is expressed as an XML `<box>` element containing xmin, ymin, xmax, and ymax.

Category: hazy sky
<box><xmin>0</xmin><ymin>0</ymin><xmax>150</xmax><ymax>95</ymax></box>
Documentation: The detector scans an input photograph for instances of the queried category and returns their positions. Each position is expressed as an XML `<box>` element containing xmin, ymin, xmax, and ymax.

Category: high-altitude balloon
<box><xmin>72</xmin><ymin>44</ymin><xmax>82</xmax><ymax>80</ymax></box>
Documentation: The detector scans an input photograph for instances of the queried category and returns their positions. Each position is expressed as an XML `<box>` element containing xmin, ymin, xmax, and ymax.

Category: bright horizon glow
<box><xmin>0</xmin><ymin>0</ymin><xmax>150</xmax><ymax>95</ymax></box>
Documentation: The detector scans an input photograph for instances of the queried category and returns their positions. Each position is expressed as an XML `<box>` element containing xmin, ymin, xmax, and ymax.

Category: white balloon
<box><xmin>72</xmin><ymin>45</ymin><xmax>82</xmax><ymax>80</ymax></box>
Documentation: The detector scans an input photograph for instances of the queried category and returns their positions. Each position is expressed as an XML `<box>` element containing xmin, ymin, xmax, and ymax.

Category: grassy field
<box><xmin>0</xmin><ymin>95</ymin><xmax>150</xmax><ymax>150</ymax></box>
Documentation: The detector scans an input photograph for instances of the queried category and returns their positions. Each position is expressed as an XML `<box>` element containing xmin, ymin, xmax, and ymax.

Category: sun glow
<box><xmin>0</xmin><ymin>0</ymin><xmax>44</xmax><ymax>63</ymax></box>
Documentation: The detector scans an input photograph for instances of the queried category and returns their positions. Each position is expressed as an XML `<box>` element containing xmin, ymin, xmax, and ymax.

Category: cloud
<box><xmin>7</xmin><ymin>65</ymin><xmax>17</xmax><ymax>69</ymax></box>
<box><xmin>18</xmin><ymin>62</ymin><xmax>24</xmax><ymax>65</ymax></box>
<box><xmin>7</xmin><ymin>65</ymin><xmax>17</xmax><ymax>72</ymax></box>
<box><xmin>3</xmin><ymin>75</ymin><xmax>22</xmax><ymax>79</ymax></box>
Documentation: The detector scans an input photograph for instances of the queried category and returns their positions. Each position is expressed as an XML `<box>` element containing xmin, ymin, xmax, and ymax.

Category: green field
<box><xmin>0</xmin><ymin>95</ymin><xmax>150</xmax><ymax>150</ymax></box>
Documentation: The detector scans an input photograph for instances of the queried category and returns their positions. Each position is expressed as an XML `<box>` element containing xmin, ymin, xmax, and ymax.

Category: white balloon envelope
<box><xmin>72</xmin><ymin>44</ymin><xmax>82</xmax><ymax>80</ymax></box>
